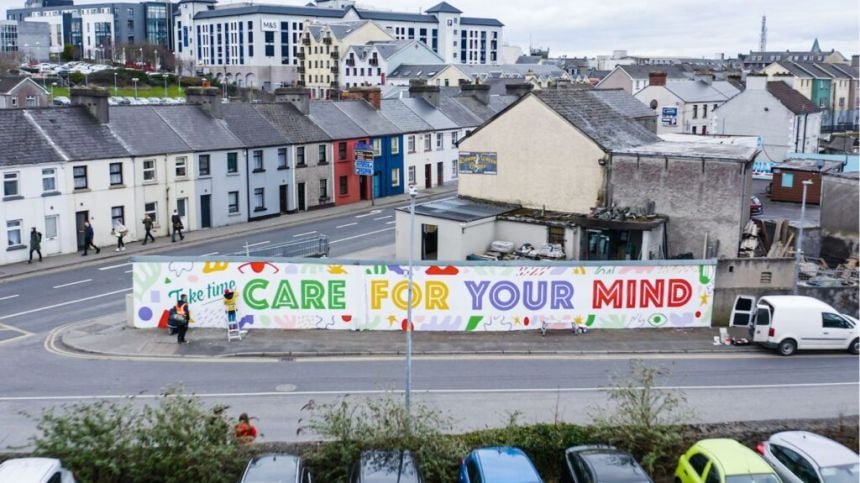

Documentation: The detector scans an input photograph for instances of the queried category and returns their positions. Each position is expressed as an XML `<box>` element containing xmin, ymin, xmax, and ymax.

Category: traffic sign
<box><xmin>355</xmin><ymin>160</ymin><xmax>374</xmax><ymax>176</ymax></box>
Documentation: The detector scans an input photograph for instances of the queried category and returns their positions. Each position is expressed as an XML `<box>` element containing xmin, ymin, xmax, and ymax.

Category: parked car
<box><xmin>561</xmin><ymin>445</ymin><xmax>652</xmax><ymax>483</ymax></box>
<box><xmin>350</xmin><ymin>450</ymin><xmax>422</xmax><ymax>483</ymax></box>
<box><xmin>0</xmin><ymin>457</ymin><xmax>76</xmax><ymax>483</ymax></box>
<box><xmin>751</xmin><ymin>196</ymin><xmax>764</xmax><ymax>216</ymax></box>
<box><xmin>459</xmin><ymin>447</ymin><xmax>542</xmax><ymax>483</ymax></box>
<box><xmin>729</xmin><ymin>295</ymin><xmax>860</xmax><ymax>356</ymax></box>
<box><xmin>757</xmin><ymin>431</ymin><xmax>859</xmax><ymax>483</ymax></box>
<box><xmin>675</xmin><ymin>439</ymin><xmax>781</xmax><ymax>483</ymax></box>
<box><xmin>52</xmin><ymin>96</ymin><xmax>70</xmax><ymax>106</ymax></box>
<box><xmin>239</xmin><ymin>453</ymin><xmax>311</xmax><ymax>483</ymax></box>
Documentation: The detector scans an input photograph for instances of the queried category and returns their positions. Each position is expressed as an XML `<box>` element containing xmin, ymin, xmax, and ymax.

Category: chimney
<box><xmin>460</xmin><ymin>83</ymin><xmax>490</xmax><ymax>105</ymax></box>
<box><xmin>852</xmin><ymin>55</ymin><xmax>859</xmax><ymax>67</ymax></box>
<box><xmin>745</xmin><ymin>74</ymin><xmax>768</xmax><ymax>90</ymax></box>
<box><xmin>648</xmin><ymin>71</ymin><xmax>667</xmax><ymax>87</ymax></box>
<box><xmin>185</xmin><ymin>86</ymin><xmax>222</xmax><ymax>118</ymax></box>
<box><xmin>408</xmin><ymin>79</ymin><xmax>440</xmax><ymax>106</ymax></box>
<box><xmin>693</xmin><ymin>70</ymin><xmax>714</xmax><ymax>85</ymax></box>
<box><xmin>505</xmin><ymin>82</ymin><xmax>533</xmax><ymax>97</ymax></box>
<box><xmin>773</xmin><ymin>73</ymin><xmax>795</xmax><ymax>88</ymax></box>
<box><xmin>346</xmin><ymin>86</ymin><xmax>381</xmax><ymax>110</ymax></box>
<box><xmin>274</xmin><ymin>86</ymin><xmax>310</xmax><ymax>114</ymax></box>
<box><xmin>70</xmin><ymin>87</ymin><xmax>110</xmax><ymax>124</ymax></box>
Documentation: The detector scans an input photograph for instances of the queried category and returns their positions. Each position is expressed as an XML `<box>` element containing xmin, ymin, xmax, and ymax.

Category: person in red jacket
<box><xmin>234</xmin><ymin>413</ymin><xmax>257</xmax><ymax>444</ymax></box>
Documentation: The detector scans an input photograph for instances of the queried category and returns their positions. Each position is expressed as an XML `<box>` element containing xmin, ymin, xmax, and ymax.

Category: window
<box><xmin>424</xmin><ymin>134</ymin><xmax>432</xmax><ymax>151</ymax></box>
<box><xmin>408</xmin><ymin>166</ymin><xmax>416</xmax><ymax>185</ymax></box>
<box><xmin>823</xmin><ymin>313</ymin><xmax>851</xmax><ymax>329</ymax></box>
<box><xmin>705</xmin><ymin>464</ymin><xmax>720</xmax><ymax>483</ymax></box>
<box><xmin>408</xmin><ymin>135</ymin><xmax>416</xmax><ymax>153</ymax></box>
<box><xmin>3</xmin><ymin>172</ymin><xmax>19</xmax><ymax>197</ymax></box>
<box><xmin>436</xmin><ymin>132</ymin><xmax>443</xmax><ymax>150</ymax></box>
<box><xmin>451</xmin><ymin>159</ymin><xmax>458</xmax><ymax>178</ymax></box>
<box><xmin>73</xmin><ymin>166</ymin><xmax>88</xmax><ymax>189</ymax></box>
<box><xmin>703</xmin><ymin>104</ymin><xmax>708</xmax><ymax>118</ymax></box>
<box><xmin>111</xmin><ymin>206</ymin><xmax>125</xmax><ymax>225</ymax></box>
<box><xmin>451</xmin><ymin>131</ymin><xmax>458</xmax><ymax>145</ymax></box>
<box><xmin>692</xmin><ymin>104</ymin><xmax>698</xmax><ymax>119</ymax></box>
<box><xmin>6</xmin><ymin>220</ymin><xmax>22</xmax><ymax>247</ymax></box>
<box><xmin>372</xmin><ymin>138</ymin><xmax>381</xmax><ymax>156</ymax></box>
<box><xmin>781</xmin><ymin>172</ymin><xmax>794</xmax><ymax>188</ymax></box>
<box><xmin>770</xmin><ymin>445</ymin><xmax>820</xmax><ymax>483</ymax></box>
<box><xmin>144</xmin><ymin>202</ymin><xmax>158</xmax><ymax>223</ymax></box>
<box><xmin>228</xmin><ymin>191</ymin><xmax>239</xmax><ymax>214</ymax></box>
<box><xmin>42</xmin><ymin>168</ymin><xmax>56</xmax><ymax>192</ymax></box>
<box><xmin>143</xmin><ymin>159</ymin><xmax>156</xmax><ymax>182</ymax></box>
<box><xmin>253</xmin><ymin>187</ymin><xmax>265</xmax><ymax>210</ymax></box>
<box><xmin>45</xmin><ymin>215</ymin><xmax>58</xmax><ymax>239</ymax></box>
<box><xmin>227</xmin><ymin>152</ymin><xmax>238</xmax><ymax>173</ymax></box>
<box><xmin>109</xmin><ymin>162</ymin><xmax>123</xmax><ymax>185</ymax></box>
<box><xmin>391</xmin><ymin>136</ymin><xmax>399</xmax><ymax>155</ymax></box>
<box><xmin>319</xmin><ymin>178</ymin><xmax>328</xmax><ymax>200</ymax></box>
<box><xmin>688</xmin><ymin>454</ymin><xmax>709</xmax><ymax>475</ymax></box>
<box><xmin>297</xmin><ymin>146</ymin><xmax>306</xmax><ymax>166</ymax></box>
<box><xmin>253</xmin><ymin>150</ymin><xmax>263</xmax><ymax>171</ymax></box>
<box><xmin>264</xmin><ymin>31</ymin><xmax>274</xmax><ymax>57</ymax></box>
<box><xmin>278</xmin><ymin>148</ymin><xmax>288</xmax><ymax>168</ymax></box>
<box><xmin>391</xmin><ymin>167</ymin><xmax>401</xmax><ymax>187</ymax></box>
<box><xmin>198</xmin><ymin>155</ymin><xmax>211</xmax><ymax>176</ymax></box>
<box><xmin>548</xmin><ymin>226</ymin><xmax>565</xmax><ymax>245</ymax></box>
<box><xmin>26</xmin><ymin>95</ymin><xmax>37</xmax><ymax>107</ymax></box>
<box><xmin>174</xmin><ymin>157</ymin><xmax>187</xmax><ymax>178</ymax></box>
<box><xmin>318</xmin><ymin>144</ymin><xmax>327</xmax><ymax>163</ymax></box>
<box><xmin>339</xmin><ymin>175</ymin><xmax>348</xmax><ymax>195</ymax></box>
<box><xmin>338</xmin><ymin>142</ymin><xmax>347</xmax><ymax>160</ymax></box>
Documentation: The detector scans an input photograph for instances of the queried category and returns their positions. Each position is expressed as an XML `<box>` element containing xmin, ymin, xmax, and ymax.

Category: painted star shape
<box><xmin>700</xmin><ymin>293</ymin><xmax>709</xmax><ymax>305</ymax></box>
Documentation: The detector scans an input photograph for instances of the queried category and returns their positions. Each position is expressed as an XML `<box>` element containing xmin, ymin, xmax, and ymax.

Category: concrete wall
<box><xmin>609</xmin><ymin>154</ymin><xmax>751</xmax><ymax>258</ymax></box>
<box><xmin>395</xmin><ymin>210</ymin><xmax>476</xmax><ymax>260</ymax></box>
<box><xmin>458</xmin><ymin>95</ymin><xmax>606</xmax><ymax>213</ymax></box>
<box><xmin>820</xmin><ymin>174</ymin><xmax>860</xmax><ymax>264</ymax></box>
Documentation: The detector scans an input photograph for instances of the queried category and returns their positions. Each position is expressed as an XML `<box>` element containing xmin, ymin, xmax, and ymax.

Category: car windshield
<box><xmin>821</xmin><ymin>463</ymin><xmax>860</xmax><ymax>483</ymax></box>
<box><xmin>726</xmin><ymin>474</ymin><xmax>781</xmax><ymax>483</ymax></box>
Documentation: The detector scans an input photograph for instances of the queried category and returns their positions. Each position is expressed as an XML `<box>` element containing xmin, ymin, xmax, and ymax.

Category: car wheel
<box><xmin>849</xmin><ymin>338</ymin><xmax>859</xmax><ymax>355</ymax></box>
<box><xmin>778</xmin><ymin>339</ymin><xmax>797</xmax><ymax>356</ymax></box>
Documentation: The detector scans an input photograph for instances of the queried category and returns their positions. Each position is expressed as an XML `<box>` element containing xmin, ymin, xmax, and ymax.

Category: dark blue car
<box><xmin>459</xmin><ymin>447</ymin><xmax>542</xmax><ymax>483</ymax></box>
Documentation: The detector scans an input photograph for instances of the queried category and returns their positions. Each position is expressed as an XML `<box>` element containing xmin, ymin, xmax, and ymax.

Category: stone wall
<box><xmin>820</xmin><ymin>173</ymin><xmax>860</xmax><ymax>265</ymax></box>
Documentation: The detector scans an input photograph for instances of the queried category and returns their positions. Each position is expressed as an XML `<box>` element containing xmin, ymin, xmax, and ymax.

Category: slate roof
<box><xmin>0</xmin><ymin>76</ymin><xmax>43</xmax><ymax>94</ymax></box>
<box><xmin>399</xmin><ymin>97</ymin><xmax>460</xmax><ymax>131</ymax></box>
<box><xmin>220</xmin><ymin>103</ymin><xmax>286</xmax><ymax>147</ymax></box>
<box><xmin>152</xmin><ymin>105</ymin><xmax>245</xmax><ymax>151</ymax></box>
<box><xmin>308</xmin><ymin>100</ymin><xmax>369</xmax><ymax>140</ymax></box>
<box><xmin>307</xmin><ymin>21</ymin><xmax>368</xmax><ymax>42</ymax></box>
<box><xmin>436</xmin><ymin>95</ymin><xmax>484</xmax><ymax>127</ymax></box>
<box><xmin>26</xmin><ymin>107</ymin><xmax>129</xmax><ymax>161</ymax></box>
<box><xmin>331</xmin><ymin>100</ymin><xmax>399</xmax><ymax>136</ymax></box>
<box><xmin>252</xmin><ymin>103</ymin><xmax>331</xmax><ymax>144</ymax></box>
<box><xmin>453</xmin><ymin>94</ymin><xmax>497</xmax><ymax>121</ymax></box>
<box><xmin>0</xmin><ymin>109</ymin><xmax>64</xmax><ymax>166</ymax></box>
<box><xmin>616</xmin><ymin>64</ymin><xmax>691</xmax><ymax>80</ymax></box>
<box><xmin>516</xmin><ymin>55</ymin><xmax>542</xmax><ymax>64</ymax></box>
<box><xmin>766</xmin><ymin>81</ymin><xmax>822</xmax><ymax>114</ymax></box>
<box><xmin>388</xmin><ymin>64</ymin><xmax>448</xmax><ymax>79</ymax></box>
<box><xmin>425</xmin><ymin>2</ymin><xmax>462</xmax><ymax>14</ymax></box>
<box><xmin>108</xmin><ymin>106</ymin><xmax>190</xmax><ymax>156</ymax></box>
<box><xmin>661</xmin><ymin>80</ymin><xmax>740</xmax><ymax>102</ymax></box>
<box><xmin>534</xmin><ymin>89</ymin><xmax>660</xmax><ymax>151</ymax></box>
<box><xmin>813</xmin><ymin>62</ymin><xmax>858</xmax><ymax>79</ymax></box>
<box><xmin>590</xmin><ymin>88</ymin><xmax>657</xmax><ymax>120</ymax></box>
<box><xmin>196</xmin><ymin>4</ymin><xmax>346</xmax><ymax>19</ymax></box>
<box><xmin>460</xmin><ymin>17</ymin><xmax>504</xmax><ymax>27</ymax></box>
<box><xmin>457</xmin><ymin>63</ymin><xmax>565</xmax><ymax>78</ymax></box>
<box><xmin>379</xmin><ymin>99</ymin><xmax>433</xmax><ymax>133</ymax></box>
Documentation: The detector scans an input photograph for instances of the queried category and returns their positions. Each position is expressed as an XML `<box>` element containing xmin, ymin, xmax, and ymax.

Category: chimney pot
<box><xmin>460</xmin><ymin>83</ymin><xmax>490</xmax><ymax>105</ymax></box>
<box><xmin>274</xmin><ymin>86</ymin><xmax>310</xmax><ymax>114</ymax></box>
<box><xmin>408</xmin><ymin>82</ymin><xmax>440</xmax><ymax>106</ymax></box>
<box><xmin>648</xmin><ymin>71</ymin><xmax>667</xmax><ymax>87</ymax></box>
<box><xmin>185</xmin><ymin>86</ymin><xmax>222</xmax><ymax>118</ymax></box>
<box><xmin>70</xmin><ymin>87</ymin><xmax>110</xmax><ymax>124</ymax></box>
<box><xmin>505</xmin><ymin>82</ymin><xmax>533</xmax><ymax>97</ymax></box>
<box><xmin>345</xmin><ymin>86</ymin><xmax>382</xmax><ymax>110</ymax></box>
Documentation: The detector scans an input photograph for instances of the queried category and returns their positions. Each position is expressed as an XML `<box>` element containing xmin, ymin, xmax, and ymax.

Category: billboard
<box><xmin>458</xmin><ymin>151</ymin><xmax>497</xmax><ymax>175</ymax></box>
<box><xmin>661</xmin><ymin>107</ymin><xmax>678</xmax><ymax>126</ymax></box>
<box><xmin>132</xmin><ymin>258</ymin><xmax>716</xmax><ymax>331</ymax></box>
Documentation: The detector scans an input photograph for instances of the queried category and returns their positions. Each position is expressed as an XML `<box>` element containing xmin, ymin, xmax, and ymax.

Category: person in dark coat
<box><xmin>141</xmin><ymin>214</ymin><xmax>155</xmax><ymax>245</ymax></box>
<box><xmin>28</xmin><ymin>227</ymin><xmax>42</xmax><ymax>264</ymax></box>
<box><xmin>81</xmin><ymin>221</ymin><xmax>100</xmax><ymax>256</ymax></box>
<box><xmin>171</xmin><ymin>210</ymin><xmax>184</xmax><ymax>242</ymax></box>
<box><xmin>175</xmin><ymin>294</ymin><xmax>190</xmax><ymax>344</ymax></box>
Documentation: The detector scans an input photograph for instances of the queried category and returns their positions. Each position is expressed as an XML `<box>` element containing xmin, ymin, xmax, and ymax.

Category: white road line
<box><xmin>355</xmin><ymin>209</ymin><xmax>382</xmax><ymax>219</ymax></box>
<box><xmin>0</xmin><ymin>294</ymin><xmax>19</xmax><ymax>301</ymax></box>
<box><xmin>336</xmin><ymin>222</ymin><xmax>357</xmax><ymax>229</ymax></box>
<box><xmin>1</xmin><ymin>381</ymin><xmax>857</xmax><ymax>402</ymax></box>
<box><xmin>244</xmin><ymin>241</ymin><xmax>270</xmax><ymax>248</ymax></box>
<box><xmin>293</xmin><ymin>231</ymin><xmax>317</xmax><ymax>238</ymax></box>
<box><xmin>52</xmin><ymin>279</ymin><xmax>92</xmax><ymax>289</ymax></box>
<box><xmin>386</xmin><ymin>221</ymin><xmax>396</xmax><ymax>225</ymax></box>
<box><xmin>200</xmin><ymin>251</ymin><xmax>219</xmax><ymax>257</ymax></box>
<box><xmin>373</xmin><ymin>215</ymin><xmax>393</xmax><ymax>221</ymax></box>
<box><xmin>0</xmin><ymin>287</ymin><xmax>132</xmax><ymax>321</ymax></box>
<box><xmin>98</xmin><ymin>262</ymin><xmax>132</xmax><ymax>271</ymax></box>
<box><xmin>124</xmin><ymin>270</ymin><xmax>133</xmax><ymax>273</ymax></box>
<box><xmin>329</xmin><ymin>227</ymin><xmax>394</xmax><ymax>244</ymax></box>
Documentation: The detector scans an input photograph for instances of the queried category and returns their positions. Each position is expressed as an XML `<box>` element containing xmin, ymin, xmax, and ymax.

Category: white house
<box><xmin>635</xmin><ymin>73</ymin><xmax>741</xmax><ymax>135</ymax></box>
<box><xmin>341</xmin><ymin>39</ymin><xmax>444</xmax><ymax>89</ymax></box>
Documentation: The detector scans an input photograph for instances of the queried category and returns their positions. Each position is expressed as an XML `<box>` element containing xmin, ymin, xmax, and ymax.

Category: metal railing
<box><xmin>235</xmin><ymin>235</ymin><xmax>330</xmax><ymax>258</ymax></box>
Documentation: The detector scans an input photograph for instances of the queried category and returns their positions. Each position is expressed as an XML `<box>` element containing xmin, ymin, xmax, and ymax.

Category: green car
<box><xmin>675</xmin><ymin>439</ymin><xmax>782</xmax><ymax>483</ymax></box>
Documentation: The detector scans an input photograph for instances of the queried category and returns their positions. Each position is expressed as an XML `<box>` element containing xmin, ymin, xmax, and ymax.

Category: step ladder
<box><xmin>227</xmin><ymin>317</ymin><xmax>242</xmax><ymax>342</ymax></box>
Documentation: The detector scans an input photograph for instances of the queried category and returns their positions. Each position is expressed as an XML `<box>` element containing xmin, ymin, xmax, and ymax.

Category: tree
<box><xmin>61</xmin><ymin>44</ymin><xmax>75</xmax><ymax>62</ymax></box>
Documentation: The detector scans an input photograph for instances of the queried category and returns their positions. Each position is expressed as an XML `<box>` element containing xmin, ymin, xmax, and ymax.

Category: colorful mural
<box><xmin>132</xmin><ymin>259</ymin><xmax>717</xmax><ymax>331</ymax></box>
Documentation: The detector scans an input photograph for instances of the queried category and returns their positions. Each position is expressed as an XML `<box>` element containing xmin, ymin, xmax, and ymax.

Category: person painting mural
<box><xmin>223</xmin><ymin>288</ymin><xmax>238</xmax><ymax>325</ymax></box>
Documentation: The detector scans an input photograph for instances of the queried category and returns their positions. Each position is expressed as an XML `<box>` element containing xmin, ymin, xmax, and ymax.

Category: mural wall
<box><xmin>132</xmin><ymin>258</ymin><xmax>717</xmax><ymax>331</ymax></box>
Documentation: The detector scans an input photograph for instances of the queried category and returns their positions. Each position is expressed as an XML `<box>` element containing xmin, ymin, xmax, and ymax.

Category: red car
<box><xmin>750</xmin><ymin>196</ymin><xmax>763</xmax><ymax>216</ymax></box>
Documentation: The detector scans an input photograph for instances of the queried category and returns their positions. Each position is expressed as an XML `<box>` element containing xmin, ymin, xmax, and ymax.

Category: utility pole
<box><xmin>759</xmin><ymin>15</ymin><xmax>767</xmax><ymax>52</ymax></box>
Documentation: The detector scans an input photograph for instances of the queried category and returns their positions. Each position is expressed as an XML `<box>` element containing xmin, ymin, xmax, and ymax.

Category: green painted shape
<box><xmin>465</xmin><ymin>316</ymin><xmax>483</xmax><ymax>331</ymax></box>
<box><xmin>584</xmin><ymin>314</ymin><xmax>596</xmax><ymax>327</ymax></box>
<box><xmin>164</xmin><ymin>277</ymin><xmax>171</xmax><ymax>284</ymax></box>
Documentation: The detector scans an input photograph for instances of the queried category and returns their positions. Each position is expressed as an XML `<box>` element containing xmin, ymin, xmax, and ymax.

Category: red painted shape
<box><xmin>401</xmin><ymin>318</ymin><xmax>414</xmax><ymax>331</ymax></box>
<box><xmin>523</xmin><ymin>316</ymin><xmax>530</xmax><ymax>326</ymax></box>
<box><xmin>157</xmin><ymin>310</ymin><xmax>170</xmax><ymax>329</ymax></box>
<box><xmin>251</xmin><ymin>262</ymin><xmax>266</xmax><ymax>273</ymax></box>
<box><xmin>695</xmin><ymin>310</ymin><xmax>702</xmax><ymax>318</ymax></box>
<box><xmin>426</xmin><ymin>266</ymin><xmax>459</xmax><ymax>276</ymax></box>
<box><xmin>342</xmin><ymin>315</ymin><xmax>353</xmax><ymax>322</ymax></box>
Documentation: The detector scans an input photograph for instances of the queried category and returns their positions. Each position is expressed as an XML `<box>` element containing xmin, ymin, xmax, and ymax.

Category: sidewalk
<box><xmin>0</xmin><ymin>183</ymin><xmax>457</xmax><ymax>281</ymax></box>
<box><xmin>57</xmin><ymin>315</ymin><xmax>761</xmax><ymax>359</ymax></box>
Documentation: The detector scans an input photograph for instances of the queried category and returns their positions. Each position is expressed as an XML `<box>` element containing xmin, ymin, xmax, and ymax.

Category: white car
<box><xmin>757</xmin><ymin>431</ymin><xmax>859</xmax><ymax>483</ymax></box>
<box><xmin>0</xmin><ymin>457</ymin><xmax>76</xmax><ymax>483</ymax></box>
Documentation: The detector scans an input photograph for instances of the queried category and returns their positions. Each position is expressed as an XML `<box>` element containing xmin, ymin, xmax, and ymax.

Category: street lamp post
<box><xmin>794</xmin><ymin>179</ymin><xmax>813</xmax><ymax>294</ymax></box>
<box><xmin>50</xmin><ymin>82</ymin><xmax>56</xmax><ymax>104</ymax></box>
<box><xmin>404</xmin><ymin>184</ymin><xmax>417</xmax><ymax>431</ymax></box>
<box><xmin>113</xmin><ymin>72</ymin><xmax>118</xmax><ymax>94</ymax></box>
<box><xmin>132</xmin><ymin>77</ymin><xmax>139</xmax><ymax>98</ymax></box>
<box><xmin>163</xmin><ymin>74</ymin><xmax>168</xmax><ymax>97</ymax></box>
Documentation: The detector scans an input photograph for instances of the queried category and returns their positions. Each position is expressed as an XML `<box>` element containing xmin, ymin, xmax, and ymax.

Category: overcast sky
<box><xmin>3</xmin><ymin>0</ymin><xmax>858</xmax><ymax>59</ymax></box>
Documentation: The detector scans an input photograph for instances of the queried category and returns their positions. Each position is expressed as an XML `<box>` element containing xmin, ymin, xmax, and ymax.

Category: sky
<box><xmin>2</xmin><ymin>0</ymin><xmax>858</xmax><ymax>59</ymax></box>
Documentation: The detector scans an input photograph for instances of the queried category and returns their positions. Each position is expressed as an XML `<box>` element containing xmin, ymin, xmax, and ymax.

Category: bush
<box><xmin>68</xmin><ymin>71</ymin><xmax>84</xmax><ymax>85</ymax></box>
<box><xmin>29</xmin><ymin>387</ymin><xmax>247</xmax><ymax>483</ymax></box>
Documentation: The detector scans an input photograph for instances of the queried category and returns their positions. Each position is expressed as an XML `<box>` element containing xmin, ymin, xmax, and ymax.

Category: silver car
<box><xmin>758</xmin><ymin>431</ymin><xmax>859</xmax><ymax>483</ymax></box>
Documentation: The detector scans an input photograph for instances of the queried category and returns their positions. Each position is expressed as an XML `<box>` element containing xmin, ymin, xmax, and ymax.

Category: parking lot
<box><xmin>752</xmin><ymin>179</ymin><xmax>820</xmax><ymax>227</ymax></box>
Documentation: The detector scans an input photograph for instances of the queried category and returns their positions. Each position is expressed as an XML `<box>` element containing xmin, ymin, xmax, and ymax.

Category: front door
<box><xmin>200</xmin><ymin>194</ymin><xmax>211</xmax><ymax>228</ymax></box>
<box><xmin>437</xmin><ymin>161</ymin><xmax>444</xmax><ymax>186</ymax></box>
<box><xmin>424</xmin><ymin>164</ymin><xmax>432</xmax><ymax>189</ymax></box>
<box><xmin>43</xmin><ymin>214</ymin><xmax>60</xmax><ymax>254</ymax></box>
<box><xmin>176</xmin><ymin>198</ymin><xmax>188</xmax><ymax>231</ymax></box>
<box><xmin>372</xmin><ymin>171</ymin><xmax>381</xmax><ymax>199</ymax></box>
<box><xmin>297</xmin><ymin>182</ymin><xmax>306</xmax><ymax>211</ymax></box>
<box><xmin>279</xmin><ymin>184</ymin><xmax>288</xmax><ymax>213</ymax></box>
<box><xmin>360</xmin><ymin>175</ymin><xmax>369</xmax><ymax>200</ymax></box>
<box><xmin>75</xmin><ymin>210</ymin><xmax>88</xmax><ymax>250</ymax></box>
<box><xmin>821</xmin><ymin>313</ymin><xmax>854</xmax><ymax>349</ymax></box>
<box><xmin>421</xmin><ymin>224</ymin><xmax>438</xmax><ymax>260</ymax></box>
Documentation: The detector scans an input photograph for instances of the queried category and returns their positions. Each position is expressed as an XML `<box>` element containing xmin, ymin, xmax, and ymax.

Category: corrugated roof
<box><xmin>109</xmin><ymin>106</ymin><xmax>191</xmax><ymax>156</ymax></box>
<box><xmin>27</xmin><ymin>107</ymin><xmax>129</xmax><ymax>161</ymax></box>
<box><xmin>401</xmin><ymin>197</ymin><xmax>518</xmax><ymax>222</ymax></box>
<box><xmin>766</xmin><ymin>81</ymin><xmax>822</xmax><ymax>114</ymax></box>
<box><xmin>308</xmin><ymin>100</ymin><xmax>369</xmax><ymax>140</ymax></box>
<box><xmin>0</xmin><ymin>109</ymin><xmax>64</xmax><ymax>166</ymax></box>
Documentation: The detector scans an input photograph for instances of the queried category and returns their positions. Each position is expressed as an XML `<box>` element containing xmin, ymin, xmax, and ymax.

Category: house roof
<box><xmin>401</xmin><ymin>196</ymin><xmax>518</xmax><ymax>222</ymax></box>
<box><xmin>26</xmin><ymin>107</ymin><xmax>129</xmax><ymax>161</ymax></box>
<box><xmin>399</xmin><ymin>97</ymin><xmax>459</xmax><ymax>130</ymax></box>
<box><xmin>0</xmin><ymin>76</ymin><xmax>45</xmax><ymax>94</ymax></box>
<box><xmin>460</xmin><ymin>17</ymin><xmax>504</xmax><ymax>27</ymax></box>
<box><xmin>425</xmin><ymin>1</ymin><xmax>462</xmax><ymax>14</ymax></box>
<box><xmin>589</xmin><ymin>88</ymin><xmax>657</xmax><ymax>120</ymax></box>
<box><xmin>435</xmin><ymin>95</ymin><xmax>484</xmax><ymax>127</ymax></box>
<box><xmin>307</xmin><ymin>21</ymin><xmax>369</xmax><ymax>42</ymax></box>
<box><xmin>221</xmin><ymin>103</ymin><xmax>287</xmax><ymax>147</ymax></box>
<box><xmin>379</xmin><ymin>98</ymin><xmax>434</xmax><ymax>133</ymax></box>
<box><xmin>152</xmin><ymin>105</ymin><xmax>245</xmax><ymax>151</ymax></box>
<box><xmin>195</xmin><ymin>4</ymin><xmax>346</xmax><ymax>19</ymax></box>
<box><xmin>615</xmin><ymin>64</ymin><xmax>691</xmax><ymax>80</ymax></box>
<box><xmin>457</xmin><ymin>63</ymin><xmax>566</xmax><ymax>78</ymax></box>
<box><xmin>388</xmin><ymin>64</ymin><xmax>448</xmax><ymax>79</ymax></box>
<box><xmin>355</xmin><ymin>9</ymin><xmax>437</xmax><ymax>23</ymax></box>
<box><xmin>616</xmin><ymin>140</ymin><xmax>758</xmax><ymax>161</ymax></box>
<box><xmin>771</xmin><ymin>61</ymin><xmax>833</xmax><ymax>78</ymax></box>
<box><xmin>453</xmin><ymin>94</ymin><xmax>498</xmax><ymax>121</ymax></box>
<box><xmin>252</xmin><ymin>103</ymin><xmax>331</xmax><ymax>144</ymax></box>
<box><xmin>515</xmin><ymin>55</ymin><xmax>542</xmax><ymax>64</ymax></box>
<box><xmin>331</xmin><ymin>99</ymin><xmax>399</xmax><ymax>136</ymax></box>
<box><xmin>766</xmin><ymin>81</ymin><xmax>822</xmax><ymax>114</ymax></box>
<box><xmin>661</xmin><ymin>80</ymin><xmax>740</xmax><ymax>102</ymax></box>
<box><xmin>109</xmin><ymin>106</ymin><xmax>191</xmax><ymax>156</ymax></box>
<box><xmin>774</xmin><ymin>159</ymin><xmax>844</xmax><ymax>173</ymax></box>
<box><xmin>0</xmin><ymin>109</ymin><xmax>65</xmax><ymax>166</ymax></box>
<box><xmin>308</xmin><ymin>100</ymin><xmax>368</xmax><ymax>140</ymax></box>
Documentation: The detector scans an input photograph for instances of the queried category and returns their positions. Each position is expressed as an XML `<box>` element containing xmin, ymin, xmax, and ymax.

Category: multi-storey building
<box><xmin>763</xmin><ymin>61</ymin><xmax>859</xmax><ymax>131</ymax></box>
<box><xmin>341</xmin><ymin>40</ymin><xmax>443</xmax><ymax>90</ymax></box>
<box><xmin>1</xmin><ymin>19</ymin><xmax>52</xmax><ymax>61</ymax></box>
<box><xmin>743</xmin><ymin>39</ymin><xmax>848</xmax><ymax>72</ymax></box>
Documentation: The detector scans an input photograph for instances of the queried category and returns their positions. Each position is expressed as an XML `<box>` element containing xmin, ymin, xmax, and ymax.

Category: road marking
<box><xmin>244</xmin><ymin>241</ymin><xmax>270</xmax><ymax>248</ymax></box>
<box><xmin>0</xmin><ymin>295</ymin><xmax>19</xmax><ymax>301</ymax></box>
<box><xmin>0</xmin><ymin>287</ymin><xmax>132</xmax><ymax>321</ymax></box>
<box><xmin>124</xmin><ymin>270</ymin><xmax>133</xmax><ymax>273</ymax></box>
<box><xmin>329</xmin><ymin>227</ymin><xmax>394</xmax><ymax>245</ymax></box>
<box><xmin>53</xmin><ymin>279</ymin><xmax>92</xmax><ymax>289</ymax></box>
<box><xmin>355</xmin><ymin>209</ymin><xmax>382</xmax><ymax>219</ymax></box>
<box><xmin>386</xmin><ymin>221</ymin><xmax>396</xmax><ymax>225</ymax></box>
<box><xmin>336</xmin><ymin>222</ymin><xmax>357</xmax><ymax>229</ymax></box>
<box><xmin>293</xmin><ymin>231</ymin><xmax>317</xmax><ymax>238</ymax></box>
<box><xmin>373</xmin><ymin>215</ymin><xmax>393</xmax><ymax>221</ymax></box>
<box><xmin>98</xmin><ymin>262</ymin><xmax>132</xmax><ymax>271</ymax></box>
<box><xmin>200</xmin><ymin>251</ymin><xmax>219</xmax><ymax>257</ymax></box>
<box><xmin>0</xmin><ymin>322</ymin><xmax>34</xmax><ymax>346</ymax></box>
<box><xmin>2</xmin><ymin>381</ymin><xmax>857</xmax><ymax>402</ymax></box>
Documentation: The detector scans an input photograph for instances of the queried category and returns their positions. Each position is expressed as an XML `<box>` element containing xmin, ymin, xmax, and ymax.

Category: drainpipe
<box><xmin>794</xmin><ymin>115</ymin><xmax>801</xmax><ymax>152</ymax></box>
<box><xmin>801</xmin><ymin>113</ymin><xmax>809</xmax><ymax>153</ymax></box>
<box><xmin>244</xmin><ymin>148</ymin><xmax>251</xmax><ymax>221</ymax></box>
<box><xmin>599</xmin><ymin>153</ymin><xmax>612</xmax><ymax>207</ymax></box>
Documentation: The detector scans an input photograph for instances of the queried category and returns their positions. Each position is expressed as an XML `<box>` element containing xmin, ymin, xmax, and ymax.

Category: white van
<box><xmin>0</xmin><ymin>457</ymin><xmax>76</xmax><ymax>483</ymax></box>
<box><xmin>730</xmin><ymin>295</ymin><xmax>859</xmax><ymax>356</ymax></box>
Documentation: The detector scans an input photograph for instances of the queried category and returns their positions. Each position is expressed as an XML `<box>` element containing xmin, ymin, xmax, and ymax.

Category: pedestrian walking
<box><xmin>171</xmin><ymin>210</ymin><xmax>184</xmax><ymax>242</ymax></box>
<box><xmin>81</xmin><ymin>221</ymin><xmax>100</xmax><ymax>256</ymax></box>
<box><xmin>234</xmin><ymin>413</ymin><xmax>258</xmax><ymax>444</ymax></box>
<box><xmin>28</xmin><ymin>227</ymin><xmax>42</xmax><ymax>264</ymax></box>
<box><xmin>141</xmin><ymin>214</ymin><xmax>155</xmax><ymax>245</ymax></box>
<box><xmin>174</xmin><ymin>293</ymin><xmax>190</xmax><ymax>344</ymax></box>
<box><xmin>112</xmin><ymin>221</ymin><xmax>128</xmax><ymax>252</ymax></box>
